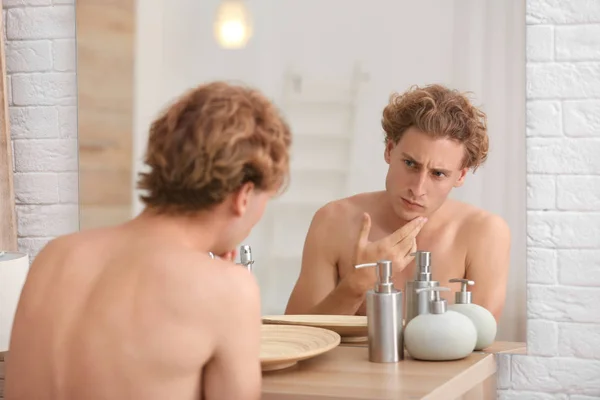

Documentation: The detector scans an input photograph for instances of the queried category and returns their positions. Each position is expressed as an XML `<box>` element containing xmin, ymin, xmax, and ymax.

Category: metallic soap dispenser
<box><xmin>355</xmin><ymin>260</ymin><xmax>404</xmax><ymax>363</ymax></box>
<box><xmin>404</xmin><ymin>251</ymin><xmax>439</xmax><ymax>326</ymax></box>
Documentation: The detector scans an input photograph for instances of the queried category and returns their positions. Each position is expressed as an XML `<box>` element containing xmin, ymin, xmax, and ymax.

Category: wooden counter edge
<box><xmin>421</xmin><ymin>353</ymin><xmax>497</xmax><ymax>400</ymax></box>
<box><xmin>261</xmin><ymin>350</ymin><xmax>499</xmax><ymax>400</ymax></box>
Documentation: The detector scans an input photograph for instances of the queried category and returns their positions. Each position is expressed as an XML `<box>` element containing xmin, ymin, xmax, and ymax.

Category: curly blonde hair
<box><xmin>137</xmin><ymin>81</ymin><xmax>292</xmax><ymax>215</ymax></box>
<box><xmin>381</xmin><ymin>84</ymin><xmax>488</xmax><ymax>170</ymax></box>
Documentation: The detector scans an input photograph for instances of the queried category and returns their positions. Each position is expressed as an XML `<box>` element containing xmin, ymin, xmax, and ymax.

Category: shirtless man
<box><xmin>5</xmin><ymin>82</ymin><xmax>291</xmax><ymax>400</ymax></box>
<box><xmin>285</xmin><ymin>84</ymin><xmax>510</xmax><ymax>321</ymax></box>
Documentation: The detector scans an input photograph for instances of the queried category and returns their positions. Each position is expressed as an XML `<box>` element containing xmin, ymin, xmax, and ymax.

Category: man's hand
<box><xmin>217</xmin><ymin>249</ymin><xmax>238</xmax><ymax>262</ymax></box>
<box><xmin>344</xmin><ymin>213</ymin><xmax>427</xmax><ymax>294</ymax></box>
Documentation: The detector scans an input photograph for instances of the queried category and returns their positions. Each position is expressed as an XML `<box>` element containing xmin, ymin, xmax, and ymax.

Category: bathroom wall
<box><xmin>2</xmin><ymin>0</ymin><xmax>79</xmax><ymax>261</ymax></box>
<box><xmin>4</xmin><ymin>0</ymin><xmax>600</xmax><ymax>399</ymax></box>
<box><xmin>497</xmin><ymin>0</ymin><xmax>600</xmax><ymax>398</ymax></box>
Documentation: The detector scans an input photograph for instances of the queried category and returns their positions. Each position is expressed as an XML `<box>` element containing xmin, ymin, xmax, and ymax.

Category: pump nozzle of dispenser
<box><xmin>415</xmin><ymin>286</ymin><xmax>450</xmax><ymax>314</ymax></box>
<box><xmin>355</xmin><ymin>260</ymin><xmax>394</xmax><ymax>293</ymax></box>
<box><xmin>449</xmin><ymin>278</ymin><xmax>475</xmax><ymax>304</ymax></box>
<box><xmin>411</xmin><ymin>251</ymin><xmax>432</xmax><ymax>281</ymax></box>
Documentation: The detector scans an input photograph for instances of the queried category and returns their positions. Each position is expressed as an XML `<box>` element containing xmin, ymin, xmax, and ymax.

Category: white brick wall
<box><xmin>5</xmin><ymin>0</ymin><xmax>600</xmax><ymax>398</ymax></box>
<box><xmin>3</xmin><ymin>0</ymin><xmax>78</xmax><ymax>260</ymax></box>
<box><xmin>497</xmin><ymin>0</ymin><xmax>600</xmax><ymax>398</ymax></box>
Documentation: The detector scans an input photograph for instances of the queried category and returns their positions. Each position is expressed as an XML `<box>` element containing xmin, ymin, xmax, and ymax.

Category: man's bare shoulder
<box><xmin>164</xmin><ymin>251</ymin><xmax>260</xmax><ymax>310</ymax></box>
<box><xmin>28</xmin><ymin>228</ymin><xmax>106</xmax><ymax>268</ymax></box>
<box><xmin>312</xmin><ymin>191</ymin><xmax>383</xmax><ymax>228</ymax></box>
<box><xmin>204</xmin><ymin>258</ymin><xmax>260</xmax><ymax>302</ymax></box>
<box><xmin>446</xmin><ymin>199</ymin><xmax>511</xmax><ymax>244</ymax></box>
<box><xmin>39</xmin><ymin>226</ymin><xmax>125</xmax><ymax>251</ymax></box>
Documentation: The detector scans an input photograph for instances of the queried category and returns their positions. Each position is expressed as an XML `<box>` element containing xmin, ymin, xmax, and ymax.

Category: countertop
<box><xmin>0</xmin><ymin>343</ymin><xmax>526</xmax><ymax>400</ymax></box>
<box><xmin>261</xmin><ymin>341</ymin><xmax>526</xmax><ymax>400</ymax></box>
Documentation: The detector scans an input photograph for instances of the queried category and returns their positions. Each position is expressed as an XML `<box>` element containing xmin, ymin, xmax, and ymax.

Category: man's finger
<box><xmin>357</xmin><ymin>213</ymin><xmax>372</xmax><ymax>248</ymax></box>
<box><xmin>218</xmin><ymin>250</ymin><xmax>236</xmax><ymax>262</ymax></box>
<box><xmin>400</xmin><ymin>251</ymin><xmax>417</xmax><ymax>268</ymax></box>
<box><xmin>390</xmin><ymin>222</ymin><xmax>424</xmax><ymax>260</ymax></box>
<box><xmin>384</xmin><ymin>216</ymin><xmax>427</xmax><ymax>246</ymax></box>
<box><xmin>392</xmin><ymin>234</ymin><xmax>419</xmax><ymax>261</ymax></box>
<box><xmin>408</xmin><ymin>237</ymin><xmax>417</xmax><ymax>257</ymax></box>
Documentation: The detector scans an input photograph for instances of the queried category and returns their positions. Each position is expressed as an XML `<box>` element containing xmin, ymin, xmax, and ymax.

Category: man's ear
<box><xmin>232</xmin><ymin>182</ymin><xmax>255</xmax><ymax>216</ymax></box>
<box><xmin>384</xmin><ymin>140</ymin><xmax>394</xmax><ymax>164</ymax></box>
<box><xmin>453</xmin><ymin>168</ymin><xmax>469</xmax><ymax>188</ymax></box>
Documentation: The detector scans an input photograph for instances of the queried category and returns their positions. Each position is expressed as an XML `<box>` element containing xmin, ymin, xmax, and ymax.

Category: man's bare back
<box><xmin>6</xmin><ymin>81</ymin><xmax>292</xmax><ymax>400</ymax></box>
<box><xmin>5</xmin><ymin>220</ymin><xmax>261</xmax><ymax>400</ymax></box>
<box><xmin>286</xmin><ymin>191</ymin><xmax>510</xmax><ymax>320</ymax></box>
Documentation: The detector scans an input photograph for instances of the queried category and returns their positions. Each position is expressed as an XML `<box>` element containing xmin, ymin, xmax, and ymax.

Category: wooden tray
<box><xmin>262</xmin><ymin>314</ymin><xmax>368</xmax><ymax>342</ymax></box>
<box><xmin>260</xmin><ymin>324</ymin><xmax>341</xmax><ymax>372</ymax></box>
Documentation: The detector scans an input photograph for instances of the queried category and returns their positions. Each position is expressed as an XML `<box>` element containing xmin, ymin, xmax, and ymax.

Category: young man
<box><xmin>5</xmin><ymin>82</ymin><xmax>291</xmax><ymax>400</ymax></box>
<box><xmin>285</xmin><ymin>84</ymin><xmax>510</xmax><ymax>322</ymax></box>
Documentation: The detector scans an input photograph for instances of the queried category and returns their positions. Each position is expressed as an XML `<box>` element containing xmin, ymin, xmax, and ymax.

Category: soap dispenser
<box><xmin>355</xmin><ymin>260</ymin><xmax>404</xmax><ymax>363</ymax></box>
<box><xmin>405</xmin><ymin>251</ymin><xmax>440</xmax><ymax>326</ymax></box>
<box><xmin>447</xmin><ymin>278</ymin><xmax>497</xmax><ymax>350</ymax></box>
<box><xmin>404</xmin><ymin>286</ymin><xmax>477</xmax><ymax>361</ymax></box>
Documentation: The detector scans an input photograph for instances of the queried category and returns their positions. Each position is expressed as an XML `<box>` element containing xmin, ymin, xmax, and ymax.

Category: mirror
<box><xmin>76</xmin><ymin>0</ymin><xmax>526</xmax><ymax>342</ymax></box>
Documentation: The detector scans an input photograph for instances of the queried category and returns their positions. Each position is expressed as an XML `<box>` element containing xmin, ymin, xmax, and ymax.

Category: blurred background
<box><xmin>76</xmin><ymin>0</ymin><xmax>526</xmax><ymax>341</ymax></box>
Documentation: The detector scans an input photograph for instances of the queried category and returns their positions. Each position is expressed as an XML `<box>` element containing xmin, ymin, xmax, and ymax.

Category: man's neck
<box><xmin>129</xmin><ymin>208</ymin><xmax>225</xmax><ymax>254</ymax></box>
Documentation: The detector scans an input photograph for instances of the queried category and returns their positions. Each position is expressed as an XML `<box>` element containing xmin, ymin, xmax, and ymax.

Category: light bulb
<box><xmin>214</xmin><ymin>0</ymin><xmax>253</xmax><ymax>49</ymax></box>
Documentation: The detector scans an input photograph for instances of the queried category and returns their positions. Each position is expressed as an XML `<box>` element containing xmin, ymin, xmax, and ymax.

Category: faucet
<box><xmin>208</xmin><ymin>244</ymin><xmax>254</xmax><ymax>272</ymax></box>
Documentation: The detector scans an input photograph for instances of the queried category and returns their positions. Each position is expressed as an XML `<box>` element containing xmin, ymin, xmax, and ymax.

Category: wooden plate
<box><xmin>262</xmin><ymin>314</ymin><xmax>368</xmax><ymax>339</ymax></box>
<box><xmin>260</xmin><ymin>324</ymin><xmax>341</xmax><ymax>372</ymax></box>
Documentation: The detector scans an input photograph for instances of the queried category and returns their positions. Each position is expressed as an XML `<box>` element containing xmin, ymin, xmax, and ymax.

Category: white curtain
<box><xmin>449</xmin><ymin>0</ymin><xmax>527</xmax><ymax>342</ymax></box>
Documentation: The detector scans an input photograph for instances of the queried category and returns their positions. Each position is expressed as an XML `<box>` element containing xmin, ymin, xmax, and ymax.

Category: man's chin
<box><xmin>394</xmin><ymin>206</ymin><xmax>426</xmax><ymax>222</ymax></box>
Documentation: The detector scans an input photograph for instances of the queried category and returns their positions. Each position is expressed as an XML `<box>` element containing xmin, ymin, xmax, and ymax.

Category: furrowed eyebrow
<box><xmin>401</xmin><ymin>152</ymin><xmax>419</xmax><ymax>164</ymax></box>
<box><xmin>401</xmin><ymin>152</ymin><xmax>451</xmax><ymax>175</ymax></box>
<box><xmin>433</xmin><ymin>168</ymin><xmax>452</xmax><ymax>175</ymax></box>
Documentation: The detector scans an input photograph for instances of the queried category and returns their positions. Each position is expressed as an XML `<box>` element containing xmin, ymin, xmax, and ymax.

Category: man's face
<box><xmin>384</xmin><ymin>127</ymin><xmax>469</xmax><ymax>220</ymax></box>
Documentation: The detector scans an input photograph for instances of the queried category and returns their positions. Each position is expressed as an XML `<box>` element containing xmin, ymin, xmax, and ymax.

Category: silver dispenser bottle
<box><xmin>404</xmin><ymin>251</ymin><xmax>439</xmax><ymax>326</ymax></box>
<box><xmin>355</xmin><ymin>260</ymin><xmax>404</xmax><ymax>363</ymax></box>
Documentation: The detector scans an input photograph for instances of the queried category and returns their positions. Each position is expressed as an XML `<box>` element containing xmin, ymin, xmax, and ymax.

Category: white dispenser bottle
<box><xmin>447</xmin><ymin>278</ymin><xmax>497</xmax><ymax>351</ymax></box>
<box><xmin>404</xmin><ymin>286</ymin><xmax>477</xmax><ymax>361</ymax></box>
